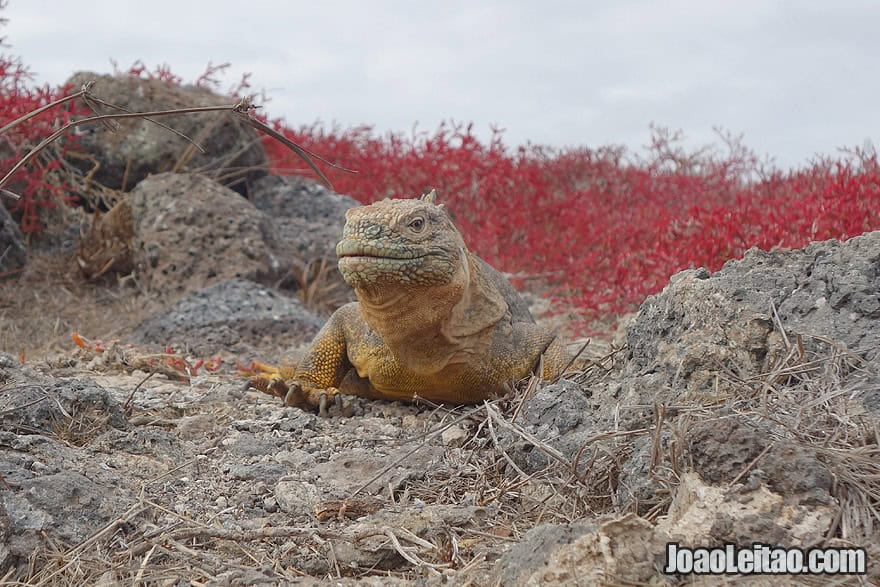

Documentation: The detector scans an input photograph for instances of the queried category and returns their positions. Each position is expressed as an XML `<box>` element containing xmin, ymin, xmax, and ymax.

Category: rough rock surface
<box><xmin>658</xmin><ymin>472</ymin><xmax>835</xmax><ymax>548</ymax></box>
<box><xmin>505</xmin><ymin>379</ymin><xmax>601</xmax><ymax>475</ymax></box>
<box><xmin>130</xmin><ymin>173</ymin><xmax>271</xmax><ymax>299</ymax></box>
<box><xmin>132</xmin><ymin>278</ymin><xmax>323</xmax><ymax>358</ymax></box>
<box><xmin>65</xmin><ymin>72</ymin><xmax>267</xmax><ymax>195</ymax></box>
<box><xmin>1</xmin><ymin>350</ymin><xmax>474</xmax><ymax>581</ymax></box>
<box><xmin>0</xmin><ymin>373</ymin><xmax>128</xmax><ymax>435</ymax></box>
<box><xmin>503</xmin><ymin>231</ymin><xmax>880</xmax><ymax>560</ymax></box>
<box><xmin>0</xmin><ymin>202</ymin><xmax>26</xmax><ymax>274</ymax></box>
<box><xmin>686</xmin><ymin>418</ymin><xmax>832</xmax><ymax>499</ymax></box>
<box><xmin>0</xmin><ymin>365</ymin><xmax>134</xmax><ymax>570</ymax></box>
<box><xmin>252</xmin><ymin>174</ymin><xmax>358</xmax><ymax>301</ymax></box>
<box><xmin>494</xmin><ymin>515</ymin><xmax>670</xmax><ymax>586</ymax></box>
<box><xmin>329</xmin><ymin>504</ymin><xmax>492</xmax><ymax>573</ymax></box>
<box><xmin>623</xmin><ymin>230</ymin><xmax>880</xmax><ymax>418</ymax></box>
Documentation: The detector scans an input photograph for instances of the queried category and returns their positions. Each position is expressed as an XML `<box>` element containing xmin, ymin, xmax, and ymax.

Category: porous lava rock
<box><xmin>65</xmin><ymin>71</ymin><xmax>267</xmax><ymax>195</ymax></box>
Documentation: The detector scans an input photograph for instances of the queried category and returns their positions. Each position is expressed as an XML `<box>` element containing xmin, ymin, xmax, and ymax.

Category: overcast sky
<box><xmin>3</xmin><ymin>1</ymin><xmax>878</xmax><ymax>169</ymax></box>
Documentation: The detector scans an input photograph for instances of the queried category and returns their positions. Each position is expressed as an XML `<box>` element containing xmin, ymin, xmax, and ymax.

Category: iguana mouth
<box><xmin>338</xmin><ymin>253</ymin><xmax>424</xmax><ymax>260</ymax></box>
<box><xmin>336</xmin><ymin>239</ymin><xmax>426</xmax><ymax>260</ymax></box>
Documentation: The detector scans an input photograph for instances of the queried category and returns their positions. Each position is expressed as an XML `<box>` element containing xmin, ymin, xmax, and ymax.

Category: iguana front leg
<box><xmin>247</xmin><ymin>304</ymin><xmax>357</xmax><ymax>416</ymax></box>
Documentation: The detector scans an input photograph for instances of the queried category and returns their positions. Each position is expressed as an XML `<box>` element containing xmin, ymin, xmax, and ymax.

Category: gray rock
<box><xmin>0</xmin><ymin>377</ymin><xmax>128</xmax><ymax>438</ymax></box>
<box><xmin>273</xmin><ymin>448</ymin><xmax>316</xmax><ymax>469</ymax></box>
<box><xmin>507</xmin><ymin>231</ymin><xmax>880</xmax><ymax>519</ymax></box>
<box><xmin>659</xmin><ymin>471</ymin><xmax>835</xmax><ymax>548</ymax></box>
<box><xmin>493</xmin><ymin>515</ymin><xmax>667</xmax><ymax>586</ymax></box>
<box><xmin>608</xmin><ymin>231</ymin><xmax>879</xmax><ymax>431</ymax></box>
<box><xmin>686</xmin><ymin>417</ymin><xmax>831</xmax><ymax>500</ymax></box>
<box><xmin>91</xmin><ymin>427</ymin><xmax>181</xmax><ymax>456</ymax></box>
<box><xmin>517</xmin><ymin>379</ymin><xmax>593</xmax><ymax>435</ymax></box>
<box><xmin>129</xmin><ymin>173</ymin><xmax>271</xmax><ymax>299</ymax></box>
<box><xmin>251</xmin><ymin>175</ymin><xmax>359</xmax><ymax>227</ymax></box>
<box><xmin>0</xmin><ymin>353</ymin><xmax>18</xmax><ymax>370</ymax></box>
<box><xmin>311</xmin><ymin>445</ymin><xmax>445</xmax><ymax>497</ymax></box>
<box><xmin>65</xmin><ymin>72</ymin><xmax>267</xmax><ymax>195</ymax></box>
<box><xmin>226</xmin><ymin>462</ymin><xmax>287</xmax><ymax>482</ymax></box>
<box><xmin>624</xmin><ymin>230</ymin><xmax>880</xmax><ymax>417</ymax></box>
<box><xmin>225</xmin><ymin>432</ymin><xmax>287</xmax><ymax>458</ymax></box>
<box><xmin>0</xmin><ymin>467</ymin><xmax>130</xmax><ymax>569</ymax></box>
<box><xmin>494</xmin><ymin>521</ymin><xmax>595</xmax><ymax>586</ymax></box>
<box><xmin>328</xmin><ymin>505</ymin><xmax>489</xmax><ymax>572</ymax></box>
<box><xmin>274</xmin><ymin>480</ymin><xmax>321</xmax><ymax>516</ymax></box>
<box><xmin>251</xmin><ymin>175</ymin><xmax>357</xmax><ymax>308</ymax></box>
<box><xmin>615</xmin><ymin>435</ymin><xmax>666</xmax><ymax>512</ymax></box>
<box><xmin>0</xmin><ymin>203</ymin><xmax>26</xmax><ymax>274</ymax></box>
<box><xmin>504</xmin><ymin>380</ymin><xmax>603</xmax><ymax>475</ymax></box>
<box><xmin>132</xmin><ymin>278</ymin><xmax>323</xmax><ymax>357</ymax></box>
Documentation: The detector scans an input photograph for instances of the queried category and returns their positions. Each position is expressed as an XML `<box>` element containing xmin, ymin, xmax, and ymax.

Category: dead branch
<box><xmin>0</xmin><ymin>82</ymin><xmax>358</xmax><ymax>199</ymax></box>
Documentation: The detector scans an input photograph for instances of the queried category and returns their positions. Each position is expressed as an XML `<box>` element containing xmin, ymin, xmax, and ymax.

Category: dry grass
<box><xmin>724</xmin><ymin>329</ymin><xmax>880</xmax><ymax>547</ymax></box>
<box><xmin>278</xmin><ymin>256</ymin><xmax>354</xmax><ymax>316</ymax></box>
<box><xmin>0</xmin><ymin>249</ymin><xmax>154</xmax><ymax>358</ymax></box>
<box><xmin>49</xmin><ymin>404</ymin><xmax>111</xmax><ymax>447</ymax></box>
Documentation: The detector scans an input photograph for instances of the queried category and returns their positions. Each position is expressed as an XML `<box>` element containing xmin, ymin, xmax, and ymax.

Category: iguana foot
<box><xmin>239</xmin><ymin>361</ymin><xmax>343</xmax><ymax>417</ymax></box>
<box><xmin>239</xmin><ymin>360</ymin><xmax>294</xmax><ymax>398</ymax></box>
<box><xmin>283</xmin><ymin>382</ymin><xmax>344</xmax><ymax>417</ymax></box>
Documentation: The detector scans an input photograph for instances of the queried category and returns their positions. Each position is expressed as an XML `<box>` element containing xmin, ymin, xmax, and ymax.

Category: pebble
<box><xmin>441</xmin><ymin>425</ymin><xmax>469</xmax><ymax>447</ymax></box>
<box><xmin>262</xmin><ymin>496</ymin><xmax>278</xmax><ymax>512</ymax></box>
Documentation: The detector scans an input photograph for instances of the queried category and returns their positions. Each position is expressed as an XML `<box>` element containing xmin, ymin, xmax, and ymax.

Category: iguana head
<box><xmin>336</xmin><ymin>190</ymin><xmax>467</xmax><ymax>290</ymax></box>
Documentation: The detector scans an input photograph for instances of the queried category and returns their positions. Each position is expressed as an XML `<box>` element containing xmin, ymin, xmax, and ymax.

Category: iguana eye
<box><xmin>408</xmin><ymin>217</ymin><xmax>425</xmax><ymax>232</ymax></box>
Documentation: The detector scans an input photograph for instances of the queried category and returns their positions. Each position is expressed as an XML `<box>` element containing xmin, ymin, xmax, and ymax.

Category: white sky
<box><xmin>4</xmin><ymin>0</ymin><xmax>878</xmax><ymax>169</ymax></box>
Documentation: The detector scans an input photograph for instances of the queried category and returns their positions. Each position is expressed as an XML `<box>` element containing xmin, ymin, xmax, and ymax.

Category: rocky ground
<box><xmin>1</xmin><ymin>73</ymin><xmax>879</xmax><ymax>586</ymax></box>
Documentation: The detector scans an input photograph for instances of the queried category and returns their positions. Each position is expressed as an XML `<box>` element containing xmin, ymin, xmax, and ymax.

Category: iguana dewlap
<box><xmin>252</xmin><ymin>190</ymin><xmax>566</xmax><ymax>411</ymax></box>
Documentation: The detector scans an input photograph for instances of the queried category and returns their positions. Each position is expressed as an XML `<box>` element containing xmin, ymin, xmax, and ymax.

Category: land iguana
<box><xmin>249</xmin><ymin>190</ymin><xmax>567</xmax><ymax>414</ymax></box>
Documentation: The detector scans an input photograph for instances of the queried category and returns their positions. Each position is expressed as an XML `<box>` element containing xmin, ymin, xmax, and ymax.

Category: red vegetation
<box><xmin>0</xmin><ymin>3</ymin><xmax>82</xmax><ymax>233</ymax></box>
<box><xmin>72</xmin><ymin>333</ymin><xmax>223</xmax><ymax>380</ymax></box>
<box><xmin>0</xmin><ymin>55</ymin><xmax>79</xmax><ymax>233</ymax></box>
<box><xmin>266</xmin><ymin>122</ymin><xmax>880</xmax><ymax>321</ymax></box>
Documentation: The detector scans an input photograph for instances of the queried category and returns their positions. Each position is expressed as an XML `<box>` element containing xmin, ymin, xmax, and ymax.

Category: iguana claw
<box><xmin>317</xmin><ymin>393</ymin><xmax>344</xmax><ymax>417</ymax></box>
<box><xmin>318</xmin><ymin>393</ymin><xmax>329</xmax><ymax>417</ymax></box>
<box><xmin>241</xmin><ymin>361</ymin><xmax>344</xmax><ymax>415</ymax></box>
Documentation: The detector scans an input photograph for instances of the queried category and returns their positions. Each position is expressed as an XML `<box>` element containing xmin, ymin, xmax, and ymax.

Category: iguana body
<box><xmin>254</xmin><ymin>191</ymin><xmax>566</xmax><ymax>411</ymax></box>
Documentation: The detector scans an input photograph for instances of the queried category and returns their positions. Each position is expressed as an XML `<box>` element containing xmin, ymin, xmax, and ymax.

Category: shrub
<box><xmin>0</xmin><ymin>3</ymin><xmax>79</xmax><ymax>234</ymax></box>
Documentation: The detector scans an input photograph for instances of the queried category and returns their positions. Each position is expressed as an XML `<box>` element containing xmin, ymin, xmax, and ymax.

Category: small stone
<box><xmin>275</xmin><ymin>480</ymin><xmax>321</xmax><ymax>515</ymax></box>
<box><xmin>215</xmin><ymin>496</ymin><xmax>228</xmax><ymax>508</ymax></box>
<box><xmin>262</xmin><ymin>496</ymin><xmax>278</xmax><ymax>512</ymax></box>
<box><xmin>377</xmin><ymin>424</ymin><xmax>398</xmax><ymax>437</ymax></box>
<box><xmin>441</xmin><ymin>425</ymin><xmax>469</xmax><ymax>447</ymax></box>
<box><xmin>401</xmin><ymin>415</ymin><xmax>425</xmax><ymax>432</ymax></box>
<box><xmin>274</xmin><ymin>449</ymin><xmax>316</xmax><ymax>468</ymax></box>
<box><xmin>176</xmin><ymin>414</ymin><xmax>214</xmax><ymax>439</ymax></box>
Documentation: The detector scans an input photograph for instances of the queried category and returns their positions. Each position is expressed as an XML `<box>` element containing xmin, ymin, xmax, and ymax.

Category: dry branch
<box><xmin>0</xmin><ymin>82</ymin><xmax>358</xmax><ymax>199</ymax></box>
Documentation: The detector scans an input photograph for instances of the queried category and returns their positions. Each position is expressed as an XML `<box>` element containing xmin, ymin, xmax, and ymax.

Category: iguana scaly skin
<box><xmin>252</xmin><ymin>190</ymin><xmax>566</xmax><ymax>412</ymax></box>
